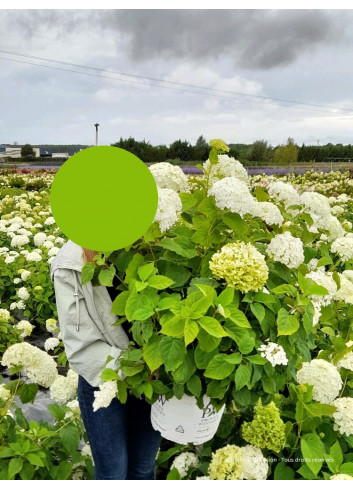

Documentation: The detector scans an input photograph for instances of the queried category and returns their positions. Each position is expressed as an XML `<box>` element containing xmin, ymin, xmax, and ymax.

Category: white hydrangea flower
<box><xmin>14</xmin><ymin>320</ymin><xmax>34</xmax><ymax>338</ymax></box>
<box><xmin>251</xmin><ymin>201</ymin><xmax>284</xmax><ymax>226</ymax></box>
<box><xmin>267</xmin><ymin>231</ymin><xmax>304</xmax><ymax>268</ymax></box>
<box><xmin>13</xmin><ymin>278</ymin><xmax>21</xmax><ymax>285</ymax></box>
<box><xmin>331</xmin><ymin>235</ymin><xmax>353</xmax><ymax>262</ymax></box>
<box><xmin>330</xmin><ymin>474</ymin><xmax>353</xmax><ymax>480</ymax></box>
<box><xmin>92</xmin><ymin>380</ymin><xmax>118</xmax><ymax>412</ymax></box>
<box><xmin>1</xmin><ymin>342</ymin><xmax>58</xmax><ymax>387</ymax></box>
<box><xmin>0</xmin><ymin>309</ymin><xmax>11</xmax><ymax>322</ymax></box>
<box><xmin>208</xmin><ymin>177</ymin><xmax>256</xmax><ymax>217</ymax></box>
<box><xmin>258</xmin><ymin>342</ymin><xmax>288</xmax><ymax>367</ymax></box>
<box><xmin>64</xmin><ymin>399</ymin><xmax>80</xmax><ymax>419</ymax></box>
<box><xmin>43</xmin><ymin>240</ymin><xmax>54</xmax><ymax>249</ymax></box>
<box><xmin>153</xmin><ymin>187</ymin><xmax>182</xmax><ymax>232</ymax></box>
<box><xmin>48</xmin><ymin>246</ymin><xmax>60</xmax><ymax>257</ymax></box>
<box><xmin>33</xmin><ymin>232</ymin><xmax>47</xmax><ymax>246</ymax></box>
<box><xmin>149</xmin><ymin>162</ymin><xmax>189</xmax><ymax>193</ymax></box>
<box><xmin>44</xmin><ymin>217</ymin><xmax>56</xmax><ymax>225</ymax></box>
<box><xmin>25</xmin><ymin>251</ymin><xmax>42</xmax><ymax>262</ymax></box>
<box><xmin>306</xmin><ymin>270</ymin><xmax>337</xmax><ymax>306</ymax></box>
<box><xmin>49</xmin><ymin>369</ymin><xmax>79</xmax><ymax>404</ymax></box>
<box><xmin>300</xmin><ymin>191</ymin><xmax>331</xmax><ymax>222</ymax></box>
<box><xmin>81</xmin><ymin>443</ymin><xmax>92</xmax><ymax>457</ymax></box>
<box><xmin>46</xmin><ymin>318</ymin><xmax>59</xmax><ymax>333</ymax></box>
<box><xmin>0</xmin><ymin>384</ymin><xmax>11</xmax><ymax>401</ymax></box>
<box><xmin>267</xmin><ymin>181</ymin><xmax>301</xmax><ymax>209</ymax></box>
<box><xmin>170</xmin><ymin>452</ymin><xmax>199</xmax><ymax>478</ymax></box>
<box><xmin>203</xmin><ymin>154</ymin><xmax>249</xmax><ymax>187</ymax></box>
<box><xmin>334</xmin><ymin>273</ymin><xmax>353</xmax><ymax>305</ymax></box>
<box><xmin>44</xmin><ymin>337</ymin><xmax>60</xmax><ymax>351</ymax></box>
<box><xmin>21</xmin><ymin>270</ymin><xmax>31</xmax><ymax>281</ymax></box>
<box><xmin>11</xmin><ymin>235</ymin><xmax>30</xmax><ymax>248</ymax></box>
<box><xmin>331</xmin><ymin>397</ymin><xmax>353</xmax><ymax>437</ymax></box>
<box><xmin>17</xmin><ymin>287</ymin><xmax>30</xmax><ymax>301</ymax></box>
<box><xmin>240</xmin><ymin>445</ymin><xmax>269</xmax><ymax>480</ymax></box>
<box><xmin>296</xmin><ymin>359</ymin><xmax>342</xmax><ymax>403</ymax></box>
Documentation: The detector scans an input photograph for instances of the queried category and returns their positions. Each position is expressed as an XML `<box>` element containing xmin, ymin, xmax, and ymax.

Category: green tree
<box><xmin>274</xmin><ymin>138</ymin><xmax>298</xmax><ymax>166</ymax></box>
<box><xmin>21</xmin><ymin>144</ymin><xmax>36</xmax><ymax>161</ymax></box>
<box><xmin>249</xmin><ymin>140</ymin><xmax>270</xmax><ymax>162</ymax></box>
<box><xmin>193</xmin><ymin>135</ymin><xmax>209</xmax><ymax>161</ymax></box>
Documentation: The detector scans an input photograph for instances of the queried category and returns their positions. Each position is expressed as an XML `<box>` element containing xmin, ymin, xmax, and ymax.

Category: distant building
<box><xmin>52</xmin><ymin>153</ymin><xmax>69</xmax><ymax>159</ymax></box>
<box><xmin>0</xmin><ymin>144</ymin><xmax>40</xmax><ymax>158</ymax></box>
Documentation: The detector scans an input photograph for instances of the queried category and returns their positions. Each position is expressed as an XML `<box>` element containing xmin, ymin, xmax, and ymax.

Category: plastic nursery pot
<box><xmin>151</xmin><ymin>394</ymin><xmax>225</xmax><ymax>445</ymax></box>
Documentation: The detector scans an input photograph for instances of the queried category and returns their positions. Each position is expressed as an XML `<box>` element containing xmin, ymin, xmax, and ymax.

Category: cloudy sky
<box><xmin>1</xmin><ymin>9</ymin><xmax>353</xmax><ymax>147</ymax></box>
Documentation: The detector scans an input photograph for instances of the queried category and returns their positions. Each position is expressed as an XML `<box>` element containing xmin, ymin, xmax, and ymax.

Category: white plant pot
<box><xmin>151</xmin><ymin>394</ymin><xmax>225</xmax><ymax>445</ymax></box>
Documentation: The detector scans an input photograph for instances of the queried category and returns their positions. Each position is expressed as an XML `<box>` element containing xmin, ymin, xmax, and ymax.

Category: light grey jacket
<box><xmin>50</xmin><ymin>240</ymin><xmax>130</xmax><ymax>387</ymax></box>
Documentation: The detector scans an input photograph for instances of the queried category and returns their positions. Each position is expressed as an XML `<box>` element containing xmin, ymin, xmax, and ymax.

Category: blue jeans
<box><xmin>77</xmin><ymin>374</ymin><xmax>162</xmax><ymax>480</ymax></box>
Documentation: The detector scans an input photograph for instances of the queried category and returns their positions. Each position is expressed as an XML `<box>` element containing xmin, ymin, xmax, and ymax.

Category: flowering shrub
<box><xmin>1</xmin><ymin>151</ymin><xmax>353</xmax><ymax>479</ymax></box>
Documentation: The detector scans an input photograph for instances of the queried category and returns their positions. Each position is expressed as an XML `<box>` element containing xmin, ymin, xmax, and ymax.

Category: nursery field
<box><xmin>1</xmin><ymin>149</ymin><xmax>353</xmax><ymax>480</ymax></box>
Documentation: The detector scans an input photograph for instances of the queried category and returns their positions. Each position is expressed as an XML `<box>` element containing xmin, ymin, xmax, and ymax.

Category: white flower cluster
<box><xmin>268</xmin><ymin>181</ymin><xmax>301</xmax><ymax>209</ymax></box>
<box><xmin>170</xmin><ymin>452</ymin><xmax>199</xmax><ymax>478</ymax></box>
<box><xmin>296</xmin><ymin>359</ymin><xmax>342</xmax><ymax>404</ymax></box>
<box><xmin>0</xmin><ymin>384</ymin><xmax>11</xmax><ymax>401</ymax></box>
<box><xmin>208</xmin><ymin>177</ymin><xmax>256</xmax><ymax>217</ymax></box>
<box><xmin>46</xmin><ymin>318</ymin><xmax>59</xmax><ymax>334</ymax></box>
<box><xmin>1</xmin><ymin>342</ymin><xmax>58</xmax><ymax>388</ymax></box>
<box><xmin>153</xmin><ymin>187</ymin><xmax>182</xmax><ymax>232</ymax></box>
<box><xmin>331</xmin><ymin>234</ymin><xmax>353</xmax><ymax>262</ymax></box>
<box><xmin>44</xmin><ymin>337</ymin><xmax>60</xmax><ymax>351</ymax></box>
<box><xmin>64</xmin><ymin>399</ymin><xmax>81</xmax><ymax>419</ymax></box>
<box><xmin>305</xmin><ymin>270</ymin><xmax>337</xmax><ymax>325</ymax></box>
<box><xmin>14</xmin><ymin>320</ymin><xmax>34</xmax><ymax>338</ymax></box>
<box><xmin>0</xmin><ymin>308</ymin><xmax>11</xmax><ymax>322</ymax></box>
<box><xmin>149</xmin><ymin>162</ymin><xmax>189</xmax><ymax>193</ymax></box>
<box><xmin>258</xmin><ymin>342</ymin><xmax>288</xmax><ymax>367</ymax></box>
<box><xmin>92</xmin><ymin>380</ymin><xmax>118</xmax><ymax>412</ymax></box>
<box><xmin>331</xmin><ymin>397</ymin><xmax>353</xmax><ymax>437</ymax></box>
<box><xmin>330</xmin><ymin>474</ymin><xmax>353</xmax><ymax>480</ymax></box>
<box><xmin>240</xmin><ymin>445</ymin><xmax>269</xmax><ymax>480</ymax></box>
<box><xmin>49</xmin><ymin>369</ymin><xmax>78</xmax><ymax>404</ymax></box>
<box><xmin>203</xmin><ymin>154</ymin><xmax>249</xmax><ymax>187</ymax></box>
<box><xmin>334</xmin><ymin>271</ymin><xmax>353</xmax><ymax>305</ymax></box>
<box><xmin>267</xmin><ymin>231</ymin><xmax>304</xmax><ymax>269</ymax></box>
<box><xmin>251</xmin><ymin>201</ymin><xmax>284</xmax><ymax>226</ymax></box>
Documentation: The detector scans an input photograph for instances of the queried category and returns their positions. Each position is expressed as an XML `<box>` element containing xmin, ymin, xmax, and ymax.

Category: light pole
<box><xmin>94</xmin><ymin>123</ymin><xmax>100</xmax><ymax>146</ymax></box>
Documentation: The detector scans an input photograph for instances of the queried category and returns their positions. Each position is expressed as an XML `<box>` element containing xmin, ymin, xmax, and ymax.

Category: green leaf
<box><xmin>120</xmin><ymin>363</ymin><xmax>144</xmax><ymax>377</ymax></box>
<box><xmin>197</xmin><ymin>328</ymin><xmax>222</xmax><ymax>352</ymax></box>
<box><xmin>160</xmin><ymin>337</ymin><xmax>186</xmax><ymax>371</ymax></box>
<box><xmin>327</xmin><ymin>440</ymin><xmax>343</xmax><ymax>474</ymax></box>
<box><xmin>100</xmin><ymin>368</ymin><xmax>118</xmax><ymax>381</ymax></box>
<box><xmin>184</xmin><ymin>318</ymin><xmax>199</xmax><ymax>346</ymax></box>
<box><xmin>124</xmin><ymin>253</ymin><xmax>144</xmax><ymax>284</ymax></box>
<box><xmin>117</xmin><ymin>380</ymin><xmax>128</xmax><ymax>403</ymax></box>
<box><xmin>217</xmin><ymin>288</ymin><xmax>234</xmax><ymax>307</ymax></box>
<box><xmin>25</xmin><ymin>452</ymin><xmax>45</xmax><ymax>467</ymax></box>
<box><xmin>56</xmin><ymin>461</ymin><xmax>72</xmax><ymax>480</ymax></box>
<box><xmin>250</xmin><ymin>303</ymin><xmax>265</xmax><ymax>324</ymax></box>
<box><xmin>304</xmin><ymin>403</ymin><xmax>336</xmax><ymax>417</ymax></box>
<box><xmin>47</xmin><ymin>403</ymin><xmax>66</xmax><ymax>422</ymax></box>
<box><xmin>204</xmin><ymin>354</ymin><xmax>236</xmax><ymax>380</ymax></box>
<box><xmin>8</xmin><ymin>458</ymin><xmax>23</xmax><ymax>479</ymax></box>
<box><xmin>227</xmin><ymin>307</ymin><xmax>251</xmax><ymax>328</ymax></box>
<box><xmin>274</xmin><ymin>462</ymin><xmax>295</xmax><ymax>480</ymax></box>
<box><xmin>98</xmin><ymin>264</ymin><xmax>116</xmax><ymax>286</ymax></box>
<box><xmin>167</xmin><ymin>467</ymin><xmax>181</xmax><ymax>480</ymax></box>
<box><xmin>19</xmin><ymin>463</ymin><xmax>35</xmax><ymax>480</ymax></box>
<box><xmin>222</xmin><ymin>212</ymin><xmax>246</xmax><ymax>234</ymax></box>
<box><xmin>142</xmin><ymin>334</ymin><xmax>163</xmax><ymax>372</ymax></box>
<box><xmin>111</xmin><ymin>291</ymin><xmax>130</xmax><ymax>315</ymax></box>
<box><xmin>194</xmin><ymin>345</ymin><xmax>218</xmax><ymax>369</ymax></box>
<box><xmin>271</xmin><ymin>284</ymin><xmax>297</xmax><ymax>296</ymax></box>
<box><xmin>238</xmin><ymin>336</ymin><xmax>255</xmax><ymax>354</ymax></box>
<box><xmin>186</xmin><ymin>375</ymin><xmax>202</xmax><ymax>397</ymax></box>
<box><xmin>19</xmin><ymin>383</ymin><xmax>38</xmax><ymax>404</ymax></box>
<box><xmin>143</xmin><ymin>383</ymin><xmax>153</xmax><ymax>400</ymax></box>
<box><xmin>138</xmin><ymin>263</ymin><xmax>155</xmax><ymax>282</ymax></box>
<box><xmin>298</xmin><ymin>273</ymin><xmax>329</xmax><ymax>296</ymax></box>
<box><xmin>60</xmin><ymin>425</ymin><xmax>80</xmax><ymax>454</ymax></box>
<box><xmin>125</xmin><ymin>292</ymin><xmax>154</xmax><ymax>321</ymax></box>
<box><xmin>339</xmin><ymin>463</ymin><xmax>353</xmax><ymax>477</ymax></box>
<box><xmin>81</xmin><ymin>261</ymin><xmax>95</xmax><ymax>285</ymax></box>
<box><xmin>254</xmin><ymin>187</ymin><xmax>270</xmax><ymax>202</ymax></box>
<box><xmin>234</xmin><ymin>364</ymin><xmax>252</xmax><ymax>390</ymax></box>
<box><xmin>247</xmin><ymin>354</ymin><xmax>267</xmax><ymax>365</ymax></box>
<box><xmin>172</xmin><ymin>351</ymin><xmax>196</xmax><ymax>383</ymax></box>
<box><xmin>160</xmin><ymin>315</ymin><xmax>185</xmax><ymax>338</ymax></box>
<box><xmin>198</xmin><ymin>316</ymin><xmax>227</xmax><ymax>338</ymax></box>
<box><xmin>301</xmin><ymin>433</ymin><xmax>326</xmax><ymax>476</ymax></box>
<box><xmin>316</xmin><ymin>256</ymin><xmax>333</xmax><ymax>268</ymax></box>
<box><xmin>277</xmin><ymin>308</ymin><xmax>300</xmax><ymax>336</ymax></box>
<box><xmin>159</xmin><ymin>237</ymin><xmax>197</xmax><ymax>259</ymax></box>
<box><xmin>148</xmin><ymin>275</ymin><xmax>174</xmax><ymax>290</ymax></box>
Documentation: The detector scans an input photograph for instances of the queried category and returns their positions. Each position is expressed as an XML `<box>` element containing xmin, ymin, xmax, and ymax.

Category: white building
<box><xmin>0</xmin><ymin>144</ymin><xmax>40</xmax><ymax>158</ymax></box>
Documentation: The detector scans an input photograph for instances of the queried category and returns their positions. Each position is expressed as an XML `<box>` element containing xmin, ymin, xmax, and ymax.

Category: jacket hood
<box><xmin>50</xmin><ymin>239</ymin><xmax>84</xmax><ymax>281</ymax></box>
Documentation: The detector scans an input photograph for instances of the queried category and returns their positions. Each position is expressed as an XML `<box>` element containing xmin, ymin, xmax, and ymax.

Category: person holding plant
<box><xmin>50</xmin><ymin>243</ymin><xmax>162</xmax><ymax>480</ymax></box>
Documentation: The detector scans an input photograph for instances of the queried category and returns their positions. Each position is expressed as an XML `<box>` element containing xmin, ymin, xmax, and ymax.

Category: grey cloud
<box><xmin>101</xmin><ymin>9</ymin><xmax>345</xmax><ymax>70</ymax></box>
